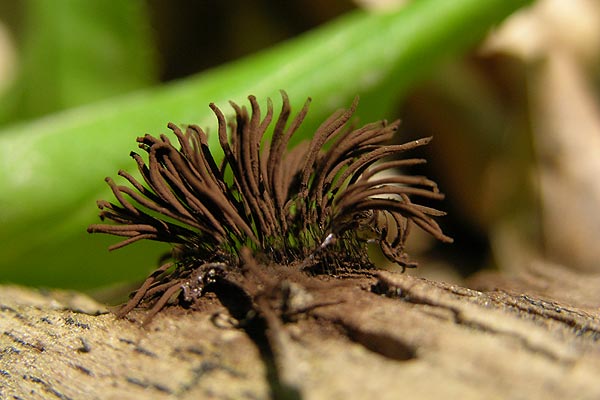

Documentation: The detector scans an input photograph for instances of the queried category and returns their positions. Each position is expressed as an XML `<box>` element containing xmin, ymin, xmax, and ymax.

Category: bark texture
<box><xmin>1</xmin><ymin>264</ymin><xmax>599</xmax><ymax>399</ymax></box>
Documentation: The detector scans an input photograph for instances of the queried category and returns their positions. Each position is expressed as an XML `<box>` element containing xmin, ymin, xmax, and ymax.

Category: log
<box><xmin>1</xmin><ymin>264</ymin><xmax>599</xmax><ymax>399</ymax></box>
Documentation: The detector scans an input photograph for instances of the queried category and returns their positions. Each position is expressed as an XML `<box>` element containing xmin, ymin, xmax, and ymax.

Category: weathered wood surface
<box><xmin>1</xmin><ymin>266</ymin><xmax>599</xmax><ymax>399</ymax></box>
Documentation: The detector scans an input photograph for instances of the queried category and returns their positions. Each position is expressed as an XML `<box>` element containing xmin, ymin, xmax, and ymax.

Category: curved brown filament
<box><xmin>89</xmin><ymin>91</ymin><xmax>452</xmax><ymax>317</ymax></box>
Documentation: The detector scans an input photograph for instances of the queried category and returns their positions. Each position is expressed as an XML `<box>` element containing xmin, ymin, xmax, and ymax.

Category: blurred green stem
<box><xmin>0</xmin><ymin>0</ymin><xmax>155</xmax><ymax>125</ymax></box>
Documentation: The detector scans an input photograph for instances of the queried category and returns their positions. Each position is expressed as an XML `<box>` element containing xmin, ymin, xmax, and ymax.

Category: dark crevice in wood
<box><xmin>212</xmin><ymin>277</ymin><xmax>302</xmax><ymax>400</ymax></box>
<box><xmin>371</xmin><ymin>273</ymin><xmax>593</xmax><ymax>362</ymax></box>
<box><xmin>24</xmin><ymin>374</ymin><xmax>73</xmax><ymax>400</ymax></box>
<box><xmin>338</xmin><ymin>323</ymin><xmax>417</xmax><ymax>361</ymax></box>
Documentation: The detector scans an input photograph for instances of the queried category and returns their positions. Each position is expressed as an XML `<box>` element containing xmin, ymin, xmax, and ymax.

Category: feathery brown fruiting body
<box><xmin>88</xmin><ymin>92</ymin><xmax>452</xmax><ymax>318</ymax></box>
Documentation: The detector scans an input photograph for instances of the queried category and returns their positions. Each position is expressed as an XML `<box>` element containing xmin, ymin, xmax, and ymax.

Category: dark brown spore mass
<box><xmin>88</xmin><ymin>92</ymin><xmax>452</xmax><ymax>319</ymax></box>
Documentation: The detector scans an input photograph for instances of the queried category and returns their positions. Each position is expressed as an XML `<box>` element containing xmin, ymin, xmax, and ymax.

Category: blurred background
<box><xmin>1</xmin><ymin>0</ymin><xmax>599</xmax><ymax>295</ymax></box>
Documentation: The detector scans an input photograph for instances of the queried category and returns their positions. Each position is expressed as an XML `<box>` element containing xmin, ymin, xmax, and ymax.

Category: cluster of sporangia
<box><xmin>88</xmin><ymin>92</ymin><xmax>452</xmax><ymax>318</ymax></box>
